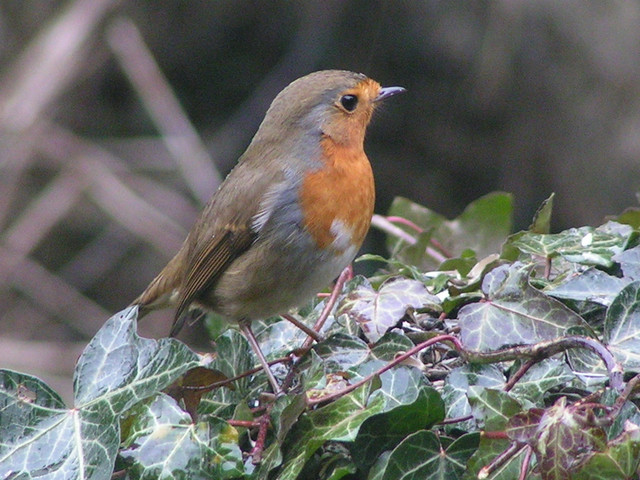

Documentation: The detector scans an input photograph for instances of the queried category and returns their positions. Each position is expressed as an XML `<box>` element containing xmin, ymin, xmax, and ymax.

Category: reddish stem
<box><xmin>386</xmin><ymin>216</ymin><xmax>423</xmax><ymax>233</ymax></box>
<box><xmin>306</xmin><ymin>334</ymin><xmax>462</xmax><ymax>406</ymax></box>
<box><xmin>249</xmin><ymin>408</ymin><xmax>272</xmax><ymax>464</ymax></box>
<box><xmin>504</xmin><ymin>358</ymin><xmax>537</xmax><ymax>392</ymax></box>
<box><xmin>438</xmin><ymin>415</ymin><xmax>474</xmax><ymax>426</ymax></box>
<box><xmin>228</xmin><ymin>420</ymin><xmax>260</xmax><ymax>428</ymax></box>
<box><xmin>518</xmin><ymin>446</ymin><xmax>533</xmax><ymax>480</ymax></box>
<box><xmin>482</xmin><ymin>430</ymin><xmax>509</xmax><ymax>440</ymax></box>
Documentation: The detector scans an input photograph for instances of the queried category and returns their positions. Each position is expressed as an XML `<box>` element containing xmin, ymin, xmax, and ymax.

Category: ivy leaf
<box><xmin>351</xmin><ymin>385</ymin><xmax>444</xmax><ymax>470</ymax></box>
<box><xmin>310</xmin><ymin>333</ymin><xmax>371</xmax><ymax>375</ymax></box>
<box><xmin>338</xmin><ymin>277</ymin><xmax>440</xmax><ymax>343</ymax></box>
<box><xmin>369</xmin><ymin>431</ymin><xmax>479</xmax><ymax>480</ymax></box>
<box><xmin>0</xmin><ymin>371</ymin><xmax>118</xmax><ymax>480</ymax></box>
<box><xmin>507</xmin><ymin>397</ymin><xmax>608</xmax><ymax>480</ymax></box>
<box><xmin>511</xmin><ymin>223</ymin><xmax>633</xmax><ymax>268</ymax></box>
<box><xmin>74</xmin><ymin>307</ymin><xmax>199</xmax><ymax>411</ymax></box>
<box><xmin>546</xmin><ymin>268</ymin><xmax>628</xmax><ymax>307</ymax></box>
<box><xmin>604</xmin><ymin>281</ymin><xmax>640</xmax><ymax>369</ymax></box>
<box><xmin>468</xmin><ymin>387</ymin><xmax>523</xmax><ymax>431</ymax></box>
<box><xmin>529</xmin><ymin>193</ymin><xmax>555</xmax><ymax>234</ymax></box>
<box><xmin>277</xmin><ymin>383</ymin><xmax>385</xmax><ymax>479</ymax></box>
<box><xmin>442</xmin><ymin>364</ymin><xmax>505</xmax><ymax>432</ymax></box>
<box><xmin>459</xmin><ymin>263</ymin><xmax>589</xmax><ymax>351</ymax></box>
<box><xmin>0</xmin><ymin>307</ymin><xmax>199</xmax><ymax>480</ymax></box>
<box><xmin>614</xmin><ymin>246</ymin><xmax>640</xmax><ymax>281</ymax></box>
<box><xmin>508</xmin><ymin>358</ymin><xmax>575</xmax><ymax>405</ymax></box>
<box><xmin>120</xmin><ymin>393</ymin><xmax>244</xmax><ymax>479</ymax></box>
<box><xmin>573</xmin><ymin>421</ymin><xmax>640</xmax><ymax>480</ymax></box>
<box><xmin>385</xmin><ymin>193</ymin><xmax>512</xmax><ymax>269</ymax></box>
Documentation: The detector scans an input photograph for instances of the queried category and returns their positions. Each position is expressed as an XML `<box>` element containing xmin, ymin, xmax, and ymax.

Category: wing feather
<box><xmin>170</xmin><ymin>225</ymin><xmax>255</xmax><ymax>336</ymax></box>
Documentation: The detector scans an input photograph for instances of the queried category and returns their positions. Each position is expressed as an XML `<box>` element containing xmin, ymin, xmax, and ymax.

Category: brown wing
<box><xmin>169</xmin><ymin>224</ymin><xmax>256</xmax><ymax>337</ymax></box>
<box><xmin>167</xmin><ymin>142</ymin><xmax>290</xmax><ymax>336</ymax></box>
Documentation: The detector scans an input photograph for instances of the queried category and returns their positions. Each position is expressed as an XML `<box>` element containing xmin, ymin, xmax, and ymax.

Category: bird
<box><xmin>131</xmin><ymin>70</ymin><xmax>405</xmax><ymax>394</ymax></box>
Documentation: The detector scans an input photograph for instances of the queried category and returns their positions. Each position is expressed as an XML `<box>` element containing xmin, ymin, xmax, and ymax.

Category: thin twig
<box><xmin>371</xmin><ymin>214</ymin><xmax>449</xmax><ymax>263</ymax></box>
<box><xmin>438</xmin><ymin>415</ymin><xmax>474</xmax><ymax>426</ymax></box>
<box><xmin>0</xmin><ymin>246</ymin><xmax>110</xmax><ymax>337</ymax></box>
<box><xmin>106</xmin><ymin>17</ymin><xmax>221</xmax><ymax>202</ymax></box>
<box><xmin>306</xmin><ymin>334</ymin><xmax>462</xmax><ymax>406</ymax></box>
<box><xmin>0</xmin><ymin>169</ymin><xmax>89</xmax><ymax>290</ymax></box>
<box><xmin>228</xmin><ymin>420</ymin><xmax>260</xmax><ymax>428</ymax></box>
<box><xmin>478</xmin><ymin>443</ymin><xmax>525</xmax><ymax>479</ymax></box>
<box><xmin>386</xmin><ymin>216</ymin><xmax>423</xmax><ymax>233</ymax></box>
<box><xmin>37</xmin><ymin>123</ymin><xmax>187</xmax><ymax>256</ymax></box>
<box><xmin>504</xmin><ymin>358</ymin><xmax>537</xmax><ymax>392</ymax></box>
<box><xmin>371</xmin><ymin>214</ymin><xmax>417</xmax><ymax>245</ymax></box>
<box><xmin>249</xmin><ymin>407</ymin><xmax>273</xmax><ymax>464</ymax></box>
<box><xmin>0</xmin><ymin>0</ymin><xmax>118</xmax><ymax>131</ymax></box>
<box><xmin>518</xmin><ymin>446</ymin><xmax>533</xmax><ymax>480</ymax></box>
<box><xmin>281</xmin><ymin>314</ymin><xmax>323</xmax><ymax>343</ymax></box>
<box><xmin>464</xmin><ymin>335</ymin><xmax>624</xmax><ymax>391</ymax></box>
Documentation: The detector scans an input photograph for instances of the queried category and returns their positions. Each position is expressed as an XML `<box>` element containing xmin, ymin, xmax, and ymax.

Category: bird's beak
<box><xmin>375</xmin><ymin>86</ymin><xmax>406</xmax><ymax>102</ymax></box>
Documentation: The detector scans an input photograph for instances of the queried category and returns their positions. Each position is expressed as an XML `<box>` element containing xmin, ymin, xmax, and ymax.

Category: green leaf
<box><xmin>529</xmin><ymin>193</ymin><xmax>555</xmax><ymax>234</ymax></box>
<box><xmin>338</xmin><ymin>277</ymin><xmax>441</xmax><ymax>343</ymax></box>
<box><xmin>511</xmin><ymin>223</ymin><xmax>633</xmax><ymax>268</ymax></box>
<box><xmin>509</xmin><ymin>358</ymin><xmax>575</xmax><ymax>405</ymax></box>
<box><xmin>446</xmin><ymin>192</ymin><xmax>513</xmax><ymax>258</ymax></box>
<box><xmin>0</xmin><ymin>371</ymin><xmax>118</xmax><ymax>480</ymax></box>
<box><xmin>368</xmin><ymin>431</ymin><xmax>478</xmax><ymax>480</ymax></box>
<box><xmin>546</xmin><ymin>268</ymin><xmax>628</xmax><ymax>307</ymax></box>
<box><xmin>604</xmin><ymin>281</ymin><xmax>640</xmax><ymax>369</ymax></box>
<box><xmin>385</xmin><ymin>193</ymin><xmax>512</xmax><ymax>269</ymax></box>
<box><xmin>565</xmin><ymin>325</ymin><xmax>610</xmax><ymax>386</ymax></box>
<box><xmin>277</xmin><ymin>383</ymin><xmax>385</xmax><ymax>479</ymax></box>
<box><xmin>458</xmin><ymin>263</ymin><xmax>589</xmax><ymax>351</ymax></box>
<box><xmin>442</xmin><ymin>364</ymin><xmax>505</xmax><ymax>432</ymax></box>
<box><xmin>74</xmin><ymin>307</ymin><xmax>199</xmax><ymax>412</ymax></box>
<box><xmin>120</xmin><ymin>393</ymin><xmax>244</xmax><ymax>479</ymax></box>
<box><xmin>310</xmin><ymin>333</ymin><xmax>370</xmax><ymax>374</ymax></box>
<box><xmin>368</xmin><ymin>331</ymin><xmax>416</xmax><ymax>362</ymax></box>
<box><xmin>467</xmin><ymin>387</ymin><xmax>522</xmax><ymax>431</ymax></box>
<box><xmin>573</xmin><ymin>422</ymin><xmax>640</xmax><ymax>480</ymax></box>
<box><xmin>0</xmin><ymin>307</ymin><xmax>199</xmax><ymax>480</ymax></box>
<box><xmin>317</xmin><ymin>450</ymin><xmax>357</xmax><ymax>480</ymax></box>
<box><xmin>615</xmin><ymin>246</ymin><xmax>640</xmax><ymax>281</ymax></box>
<box><xmin>351</xmin><ymin>386</ymin><xmax>444</xmax><ymax>470</ymax></box>
<box><xmin>600</xmin><ymin>388</ymin><xmax>640</xmax><ymax>439</ymax></box>
<box><xmin>368</xmin><ymin>451</ymin><xmax>392</xmax><ymax>480</ymax></box>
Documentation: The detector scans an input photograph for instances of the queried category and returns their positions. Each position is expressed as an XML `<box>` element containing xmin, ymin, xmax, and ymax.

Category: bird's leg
<box><xmin>240</xmin><ymin>320</ymin><xmax>282</xmax><ymax>395</ymax></box>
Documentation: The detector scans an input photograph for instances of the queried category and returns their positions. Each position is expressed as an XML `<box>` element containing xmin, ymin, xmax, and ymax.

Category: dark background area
<box><xmin>1</xmin><ymin>0</ymin><xmax>639</xmax><ymax>402</ymax></box>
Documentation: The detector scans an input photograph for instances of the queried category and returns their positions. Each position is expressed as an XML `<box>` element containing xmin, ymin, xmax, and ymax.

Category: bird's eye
<box><xmin>340</xmin><ymin>94</ymin><xmax>358</xmax><ymax>112</ymax></box>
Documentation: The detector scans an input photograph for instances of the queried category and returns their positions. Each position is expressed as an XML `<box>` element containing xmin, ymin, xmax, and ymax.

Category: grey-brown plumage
<box><xmin>131</xmin><ymin>70</ymin><xmax>404</xmax><ymax>393</ymax></box>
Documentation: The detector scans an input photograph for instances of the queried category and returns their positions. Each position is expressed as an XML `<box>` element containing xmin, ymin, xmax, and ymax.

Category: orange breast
<box><xmin>298</xmin><ymin>136</ymin><xmax>375</xmax><ymax>251</ymax></box>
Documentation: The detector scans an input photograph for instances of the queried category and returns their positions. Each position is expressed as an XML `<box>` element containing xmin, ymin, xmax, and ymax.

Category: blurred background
<box><xmin>1</xmin><ymin>0</ymin><xmax>640</xmax><ymax>403</ymax></box>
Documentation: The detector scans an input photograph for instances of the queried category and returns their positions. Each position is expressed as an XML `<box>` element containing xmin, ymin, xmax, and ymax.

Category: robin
<box><xmin>132</xmin><ymin>70</ymin><xmax>405</xmax><ymax>394</ymax></box>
